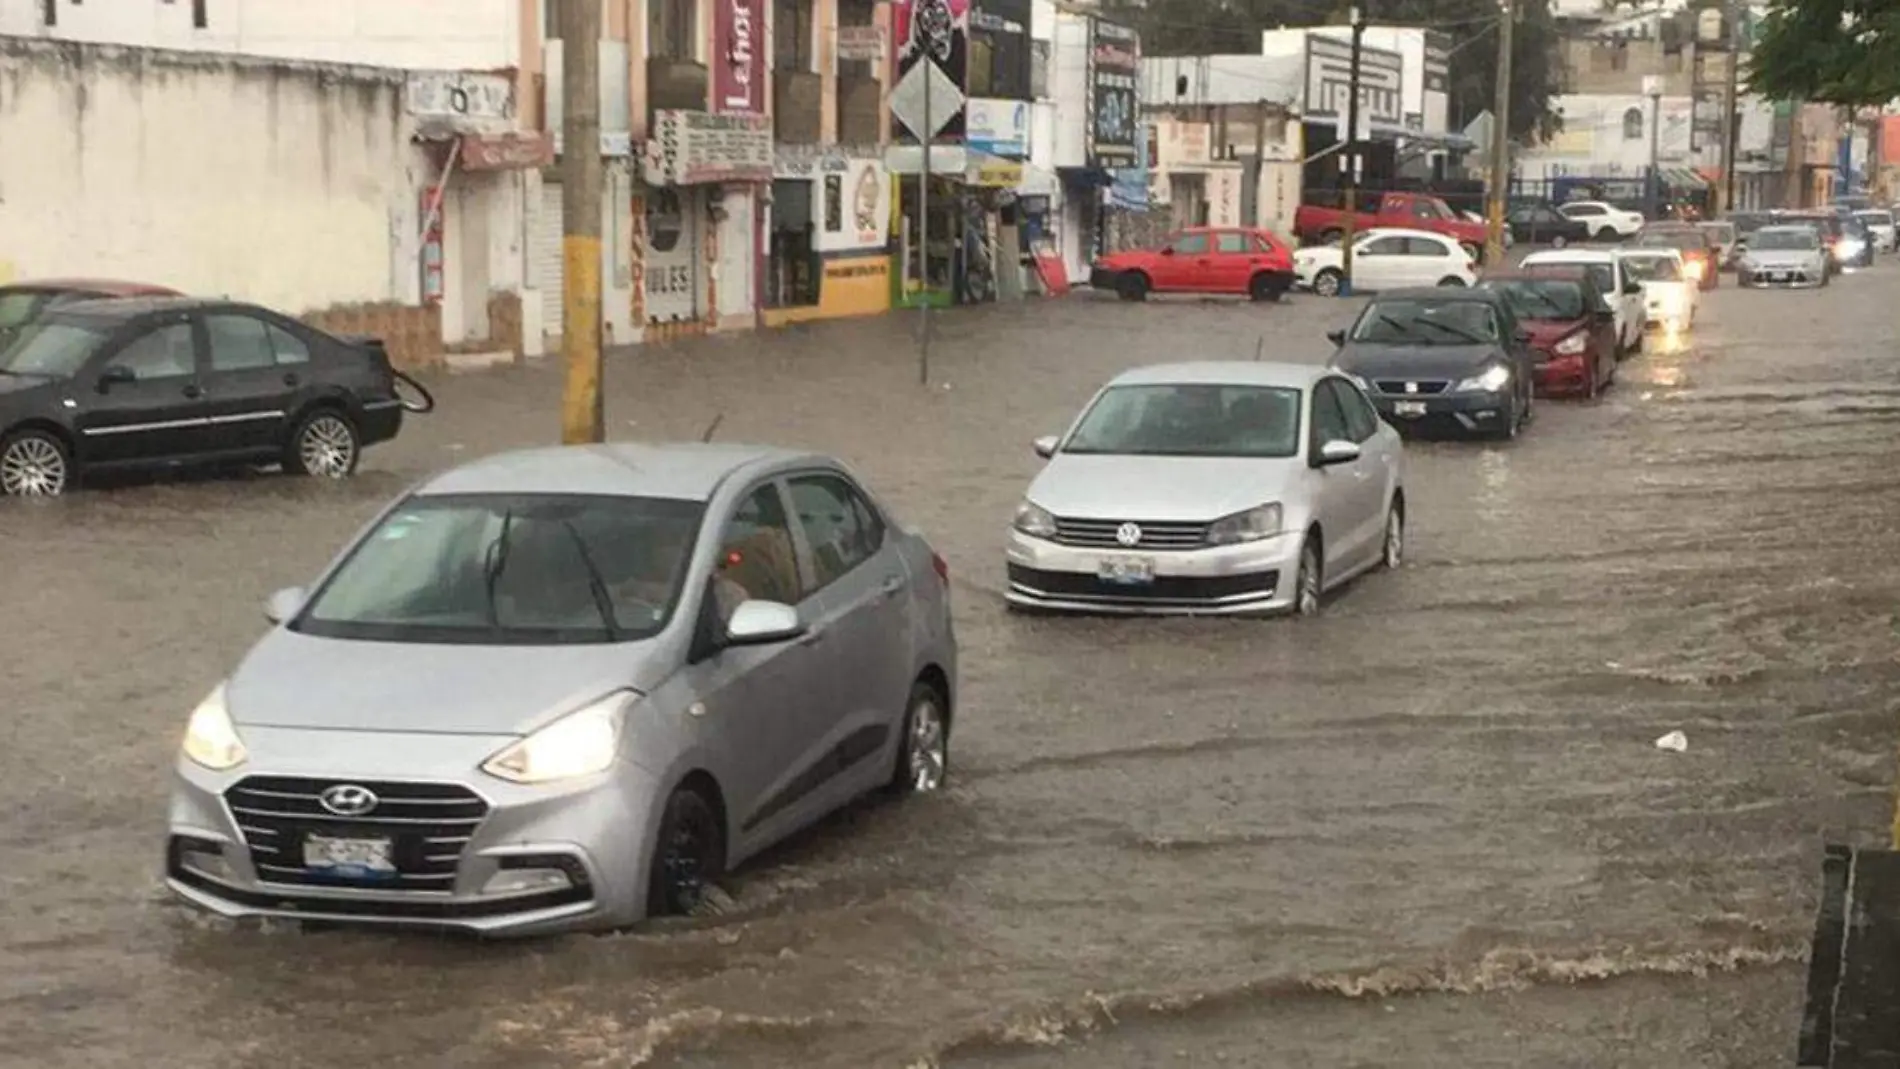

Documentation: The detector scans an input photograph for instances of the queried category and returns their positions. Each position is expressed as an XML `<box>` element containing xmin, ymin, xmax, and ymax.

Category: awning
<box><xmin>882</xmin><ymin>145</ymin><xmax>1025</xmax><ymax>188</ymax></box>
<box><xmin>1661</xmin><ymin>166</ymin><xmax>1708</xmax><ymax>190</ymax></box>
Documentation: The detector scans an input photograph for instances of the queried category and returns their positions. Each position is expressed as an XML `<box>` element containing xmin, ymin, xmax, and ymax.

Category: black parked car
<box><xmin>0</xmin><ymin>297</ymin><xmax>412</xmax><ymax>496</ymax></box>
<box><xmin>1504</xmin><ymin>202</ymin><xmax>1592</xmax><ymax>248</ymax></box>
<box><xmin>1325</xmin><ymin>287</ymin><xmax>1537</xmax><ymax>441</ymax></box>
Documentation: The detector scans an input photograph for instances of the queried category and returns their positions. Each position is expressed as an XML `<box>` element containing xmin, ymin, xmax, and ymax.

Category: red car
<box><xmin>1090</xmin><ymin>227</ymin><xmax>1296</xmax><ymax>303</ymax></box>
<box><xmin>0</xmin><ymin>278</ymin><xmax>182</xmax><ymax>348</ymax></box>
<box><xmin>1476</xmin><ymin>268</ymin><xmax>1617</xmax><ymax>399</ymax></box>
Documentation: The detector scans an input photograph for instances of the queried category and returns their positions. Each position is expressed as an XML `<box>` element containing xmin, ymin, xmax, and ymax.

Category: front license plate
<box><xmin>1770</xmin><ymin>271</ymin><xmax>1789</xmax><ymax>282</ymax></box>
<box><xmin>303</xmin><ymin>833</ymin><xmax>396</xmax><ymax>879</ymax></box>
<box><xmin>1097</xmin><ymin>556</ymin><xmax>1155</xmax><ymax>585</ymax></box>
<box><xmin>1393</xmin><ymin>400</ymin><xmax>1428</xmax><ymax>417</ymax></box>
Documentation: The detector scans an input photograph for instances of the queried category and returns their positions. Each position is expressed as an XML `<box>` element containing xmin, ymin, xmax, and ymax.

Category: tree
<box><xmin>1121</xmin><ymin>0</ymin><xmax>1564</xmax><ymax>143</ymax></box>
<box><xmin>1746</xmin><ymin>0</ymin><xmax>1900</xmax><ymax>108</ymax></box>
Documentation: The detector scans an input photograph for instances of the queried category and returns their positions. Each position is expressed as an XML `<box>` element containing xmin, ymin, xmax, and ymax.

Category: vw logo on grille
<box><xmin>318</xmin><ymin>783</ymin><xmax>379</xmax><ymax>817</ymax></box>
<box><xmin>1404</xmin><ymin>382</ymin><xmax>1420</xmax><ymax>394</ymax></box>
<box><xmin>1115</xmin><ymin>522</ymin><xmax>1143</xmax><ymax>547</ymax></box>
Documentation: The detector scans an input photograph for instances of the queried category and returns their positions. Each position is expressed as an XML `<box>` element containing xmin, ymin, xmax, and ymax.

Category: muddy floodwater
<box><xmin>3</xmin><ymin>262</ymin><xmax>1898</xmax><ymax>1067</ymax></box>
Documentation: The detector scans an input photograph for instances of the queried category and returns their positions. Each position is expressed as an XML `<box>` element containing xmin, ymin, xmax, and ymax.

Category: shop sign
<box><xmin>714</xmin><ymin>0</ymin><xmax>765</xmax><ymax>113</ymax></box>
<box><xmin>890</xmin><ymin>0</ymin><xmax>970</xmax><ymax>143</ymax></box>
<box><xmin>405</xmin><ymin>70</ymin><xmax>515</xmax><ymax>135</ymax></box>
<box><xmin>970</xmin><ymin>156</ymin><xmax>1024</xmax><ymax>187</ymax></box>
<box><xmin>837</xmin><ymin>25</ymin><xmax>886</xmax><ymax>62</ymax></box>
<box><xmin>966</xmin><ymin>98</ymin><xmax>1029</xmax><ymax>159</ymax></box>
<box><xmin>1086</xmin><ymin>19</ymin><xmax>1140</xmax><ymax>168</ymax></box>
<box><xmin>646</xmin><ymin>110</ymin><xmax>773</xmax><ymax>185</ymax></box>
<box><xmin>775</xmin><ymin>145</ymin><xmax>852</xmax><ymax>179</ymax></box>
<box><xmin>1302</xmin><ymin>34</ymin><xmax>1402</xmax><ymax>128</ymax></box>
<box><xmin>461</xmin><ymin>131</ymin><xmax>555</xmax><ymax>172</ymax></box>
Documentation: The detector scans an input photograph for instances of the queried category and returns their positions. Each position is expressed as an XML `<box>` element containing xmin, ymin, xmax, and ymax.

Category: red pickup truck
<box><xmin>1294</xmin><ymin>192</ymin><xmax>1489</xmax><ymax>261</ymax></box>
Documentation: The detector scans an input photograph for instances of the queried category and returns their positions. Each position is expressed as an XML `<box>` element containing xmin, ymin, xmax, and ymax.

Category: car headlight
<box><xmin>1013</xmin><ymin>499</ymin><xmax>1057</xmax><ymax>538</ymax></box>
<box><xmin>182</xmin><ymin>683</ymin><xmax>248</xmax><ymax>771</ymax></box>
<box><xmin>1553</xmin><ymin>332</ymin><xmax>1588</xmax><ymax>355</ymax></box>
<box><xmin>1455</xmin><ymin>364</ymin><xmax>1512</xmax><ymax>393</ymax></box>
<box><xmin>1205</xmin><ymin>503</ymin><xmax>1283</xmax><ymax>546</ymax></box>
<box><xmin>481</xmin><ymin>692</ymin><xmax>630</xmax><ymax>784</ymax></box>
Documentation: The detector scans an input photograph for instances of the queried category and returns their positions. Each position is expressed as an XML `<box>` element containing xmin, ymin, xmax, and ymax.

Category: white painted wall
<box><xmin>1052</xmin><ymin>14</ymin><xmax>1089</xmax><ymax>169</ymax></box>
<box><xmin>0</xmin><ymin>0</ymin><xmax>518</xmax><ymax>69</ymax></box>
<box><xmin>1520</xmin><ymin>92</ymin><xmax>1709</xmax><ymax>181</ymax></box>
<box><xmin>0</xmin><ymin>41</ymin><xmax>422</xmax><ymax>311</ymax></box>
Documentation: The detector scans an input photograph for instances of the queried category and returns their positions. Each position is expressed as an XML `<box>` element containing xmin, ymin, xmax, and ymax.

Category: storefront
<box><xmin>763</xmin><ymin>148</ymin><xmax>892</xmax><ymax>326</ymax></box>
<box><xmin>639</xmin><ymin>109</ymin><xmax>772</xmax><ymax>339</ymax></box>
<box><xmin>888</xmin><ymin>146</ymin><xmax>1021</xmax><ymax>306</ymax></box>
<box><xmin>888</xmin><ymin>0</ymin><xmax>971</xmax><ymax>309</ymax></box>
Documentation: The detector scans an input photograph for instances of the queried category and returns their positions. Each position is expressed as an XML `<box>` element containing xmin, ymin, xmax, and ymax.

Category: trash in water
<box><xmin>1655</xmin><ymin>730</ymin><xmax>1688</xmax><ymax>752</ymax></box>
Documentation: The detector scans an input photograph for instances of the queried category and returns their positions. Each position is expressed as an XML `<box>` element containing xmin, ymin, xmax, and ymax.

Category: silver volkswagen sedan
<box><xmin>165</xmin><ymin>443</ymin><xmax>957</xmax><ymax>936</ymax></box>
<box><xmin>1005</xmin><ymin>362</ymin><xmax>1405</xmax><ymax>616</ymax></box>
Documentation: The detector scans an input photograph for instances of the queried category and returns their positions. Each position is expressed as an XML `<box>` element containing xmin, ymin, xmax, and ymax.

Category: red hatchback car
<box><xmin>1477</xmin><ymin>269</ymin><xmax>1618</xmax><ymax>399</ymax></box>
<box><xmin>0</xmin><ymin>278</ymin><xmax>182</xmax><ymax>348</ymax></box>
<box><xmin>1090</xmin><ymin>227</ymin><xmax>1296</xmax><ymax>303</ymax></box>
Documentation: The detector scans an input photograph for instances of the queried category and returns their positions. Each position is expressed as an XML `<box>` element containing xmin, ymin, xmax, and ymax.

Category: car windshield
<box><xmin>293</xmin><ymin>493</ymin><xmax>706</xmax><ymax>645</ymax></box>
<box><xmin>1620</xmin><ymin>256</ymin><xmax>1681</xmax><ymax>281</ymax></box>
<box><xmin>1350</xmin><ymin>298</ymin><xmax>1500</xmax><ymax>345</ymax></box>
<box><xmin>1855</xmin><ymin>210</ymin><xmax>1893</xmax><ymax>226</ymax></box>
<box><xmin>1061</xmin><ymin>384</ymin><xmax>1302</xmax><ymax>458</ymax></box>
<box><xmin>1526</xmin><ymin>260</ymin><xmax>1616</xmax><ymax>294</ymax></box>
<box><xmin>1753</xmin><ymin>229</ymin><xmax>1818</xmax><ymax>251</ymax></box>
<box><xmin>0</xmin><ymin>320</ymin><xmax>110</xmax><ymax>377</ymax></box>
<box><xmin>1481</xmin><ymin>278</ymin><xmax>1585</xmax><ymax>320</ymax></box>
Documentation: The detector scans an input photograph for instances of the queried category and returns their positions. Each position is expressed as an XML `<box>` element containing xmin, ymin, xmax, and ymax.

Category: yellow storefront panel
<box><xmin>761</xmin><ymin>254</ymin><xmax>892</xmax><ymax>327</ymax></box>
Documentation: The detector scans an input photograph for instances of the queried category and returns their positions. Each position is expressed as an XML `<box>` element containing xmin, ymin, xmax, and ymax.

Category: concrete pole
<box><xmin>1717</xmin><ymin>1</ymin><xmax>1741</xmax><ymax>214</ymax></box>
<box><xmin>1483</xmin><ymin>0</ymin><xmax>1515</xmax><ymax>265</ymax></box>
<box><xmin>1339</xmin><ymin>9</ymin><xmax>1365</xmax><ymax>294</ymax></box>
<box><xmin>559</xmin><ymin>0</ymin><xmax>605</xmax><ymax>444</ymax></box>
<box><xmin>1645</xmin><ymin>88</ymin><xmax>1662</xmax><ymax>218</ymax></box>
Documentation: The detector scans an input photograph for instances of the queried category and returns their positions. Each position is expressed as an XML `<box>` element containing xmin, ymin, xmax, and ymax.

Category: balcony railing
<box><xmin>774</xmin><ymin>70</ymin><xmax>822</xmax><ymax>144</ymax></box>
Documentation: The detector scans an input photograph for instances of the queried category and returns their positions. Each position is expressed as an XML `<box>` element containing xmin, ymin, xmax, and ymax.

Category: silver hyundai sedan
<box><xmin>1005</xmin><ymin>362</ymin><xmax>1405</xmax><ymax>616</ymax></box>
<box><xmin>165</xmin><ymin>443</ymin><xmax>957</xmax><ymax>936</ymax></box>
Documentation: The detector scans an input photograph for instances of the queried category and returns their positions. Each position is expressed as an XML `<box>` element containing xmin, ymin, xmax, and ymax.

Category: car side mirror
<box><xmin>1315</xmin><ymin>439</ymin><xmax>1362</xmax><ymax>467</ymax></box>
<box><xmin>264</xmin><ymin>585</ymin><xmax>306</xmax><ymax>624</ymax></box>
<box><xmin>1326</xmin><ymin>329</ymin><xmax>1346</xmax><ymax>346</ymax></box>
<box><xmin>724</xmin><ymin>600</ymin><xmax>805</xmax><ymax>646</ymax></box>
<box><xmin>1032</xmin><ymin>434</ymin><xmax>1059</xmax><ymax>459</ymax></box>
<box><xmin>97</xmin><ymin>365</ymin><xmax>136</xmax><ymax>392</ymax></box>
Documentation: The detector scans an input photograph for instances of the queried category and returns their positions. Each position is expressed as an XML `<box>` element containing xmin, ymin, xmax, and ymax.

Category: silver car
<box><xmin>165</xmin><ymin>443</ymin><xmax>958</xmax><ymax>936</ymax></box>
<box><xmin>1005</xmin><ymin>362</ymin><xmax>1406</xmax><ymax>617</ymax></box>
<box><xmin>1737</xmin><ymin>225</ymin><xmax>1831</xmax><ymax>288</ymax></box>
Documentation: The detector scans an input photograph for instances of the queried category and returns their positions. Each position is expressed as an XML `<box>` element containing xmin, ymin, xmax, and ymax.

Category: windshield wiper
<box><xmin>1411</xmin><ymin>318</ymin><xmax>1489</xmax><ymax>344</ymax></box>
<box><xmin>558</xmin><ymin>519</ymin><xmax>623</xmax><ymax>640</ymax></box>
<box><xmin>482</xmin><ymin>509</ymin><xmax>516</xmax><ymax>628</ymax></box>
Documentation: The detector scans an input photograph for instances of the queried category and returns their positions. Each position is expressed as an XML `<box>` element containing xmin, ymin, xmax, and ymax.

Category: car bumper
<box><xmin>1533</xmin><ymin>355</ymin><xmax>1591</xmax><ymax>396</ymax></box>
<box><xmin>1740</xmin><ymin>265</ymin><xmax>1824</xmax><ymax>287</ymax></box>
<box><xmin>1089</xmin><ymin>268</ymin><xmax>1125</xmax><ymax>290</ymax></box>
<box><xmin>163</xmin><ymin>726</ymin><xmax>655</xmax><ymax>937</ymax></box>
<box><xmin>1004</xmin><ymin>529</ymin><xmax>1299</xmax><ymax>615</ymax></box>
<box><xmin>358</xmin><ymin>399</ymin><xmax>404</xmax><ymax>446</ymax></box>
<box><xmin>1369</xmin><ymin>390</ymin><xmax>1514</xmax><ymax>434</ymax></box>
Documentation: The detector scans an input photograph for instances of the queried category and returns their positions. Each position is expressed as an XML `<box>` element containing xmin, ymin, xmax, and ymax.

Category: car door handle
<box><xmin>181</xmin><ymin>384</ymin><xmax>203</xmax><ymax>399</ymax></box>
<box><xmin>879</xmin><ymin>575</ymin><xmax>904</xmax><ymax>599</ymax></box>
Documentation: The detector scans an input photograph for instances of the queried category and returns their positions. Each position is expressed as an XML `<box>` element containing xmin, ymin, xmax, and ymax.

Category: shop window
<box><xmin>774</xmin><ymin>0</ymin><xmax>814</xmax><ymax>73</ymax></box>
<box><xmin>824</xmin><ymin>174</ymin><xmax>843</xmax><ymax>233</ymax></box>
<box><xmin>769</xmin><ymin>180</ymin><xmax>821</xmax><ymax>308</ymax></box>
<box><xmin>967</xmin><ymin>20</ymin><xmax>1029</xmax><ymax>100</ymax></box>
<box><xmin>650</xmin><ymin>0</ymin><xmax>697</xmax><ymax>61</ymax></box>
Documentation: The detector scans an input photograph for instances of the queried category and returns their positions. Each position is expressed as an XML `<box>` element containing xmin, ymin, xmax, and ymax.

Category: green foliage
<box><xmin>1122</xmin><ymin>0</ymin><xmax>1563</xmax><ymax>142</ymax></box>
<box><xmin>1745</xmin><ymin>0</ymin><xmax>1900</xmax><ymax>107</ymax></box>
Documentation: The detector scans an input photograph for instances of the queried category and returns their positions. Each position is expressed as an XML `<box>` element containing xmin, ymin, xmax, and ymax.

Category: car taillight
<box><xmin>931</xmin><ymin>552</ymin><xmax>949</xmax><ymax>584</ymax></box>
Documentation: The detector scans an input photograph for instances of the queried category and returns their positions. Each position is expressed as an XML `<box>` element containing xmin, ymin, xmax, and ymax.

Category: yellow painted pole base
<box><xmin>560</xmin><ymin>235</ymin><xmax>604</xmax><ymax>445</ymax></box>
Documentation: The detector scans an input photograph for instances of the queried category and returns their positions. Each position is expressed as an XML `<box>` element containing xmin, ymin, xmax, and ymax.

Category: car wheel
<box><xmin>1294</xmin><ymin>537</ymin><xmax>1323</xmax><ymax>617</ymax></box>
<box><xmin>1551</xmin><ymin>233</ymin><xmax>1569</xmax><ymax>249</ymax></box>
<box><xmin>1378</xmin><ymin>501</ymin><xmax>1404</xmax><ymax>570</ymax></box>
<box><xmin>1313</xmin><ymin>269</ymin><xmax>1343</xmax><ymax>297</ymax></box>
<box><xmin>285</xmin><ymin>409</ymin><xmax>360</xmax><ymax>478</ymax></box>
<box><xmin>1595</xmin><ymin>226</ymin><xmax>1617</xmax><ymax>242</ymax></box>
<box><xmin>1248</xmin><ymin>273</ymin><xmax>1283</xmax><ymax>302</ymax></box>
<box><xmin>0</xmin><ymin>428</ymin><xmax>72</xmax><ymax>497</ymax></box>
<box><xmin>889</xmin><ymin>680</ymin><xmax>950</xmax><ymax>795</ymax></box>
<box><xmin>645</xmin><ymin>783</ymin><xmax>726</xmax><ymax>918</ymax></box>
<box><xmin>1116</xmin><ymin>272</ymin><xmax>1150</xmax><ymax>301</ymax></box>
<box><xmin>1436</xmin><ymin>275</ymin><xmax>1466</xmax><ymax>287</ymax></box>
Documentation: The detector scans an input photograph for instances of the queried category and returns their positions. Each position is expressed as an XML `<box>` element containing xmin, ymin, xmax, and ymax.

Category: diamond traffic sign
<box><xmin>889</xmin><ymin>58</ymin><xmax>963</xmax><ymax>142</ymax></box>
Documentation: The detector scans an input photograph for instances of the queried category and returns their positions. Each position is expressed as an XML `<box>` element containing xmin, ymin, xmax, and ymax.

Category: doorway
<box><xmin>767</xmin><ymin>179</ymin><xmax>820</xmax><ymax>308</ymax></box>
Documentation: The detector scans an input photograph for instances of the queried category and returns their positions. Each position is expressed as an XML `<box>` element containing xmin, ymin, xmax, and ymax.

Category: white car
<box><xmin>1006</xmin><ymin>362</ymin><xmax>1406</xmax><ymax>618</ymax></box>
<box><xmin>1615</xmin><ymin>247</ymin><xmax>1697</xmax><ymax>333</ymax></box>
<box><xmin>1559</xmin><ymin>201</ymin><xmax>1645</xmax><ymax>241</ymax></box>
<box><xmin>1520</xmin><ymin>249</ymin><xmax>1648</xmax><ymax>355</ymax></box>
<box><xmin>1853</xmin><ymin>209</ymin><xmax>1898</xmax><ymax>253</ymax></box>
<box><xmin>1293</xmin><ymin>227</ymin><xmax>1477</xmax><ymax>297</ymax></box>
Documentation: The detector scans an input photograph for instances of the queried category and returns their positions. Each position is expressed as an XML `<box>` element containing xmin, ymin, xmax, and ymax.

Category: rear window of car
<box><xmin>1634</xmin><ymin>229</ymin><xmax>1705</xmax><ymax>250</ymax></box>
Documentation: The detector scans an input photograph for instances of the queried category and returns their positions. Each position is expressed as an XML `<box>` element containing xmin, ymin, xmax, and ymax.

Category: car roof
<box><xmin>1107</xmin><ymin>361</ymin><xmax>1335</xmax><ymax>389</ymax></box>
<box><xmin>1482</xmin><ymin>267</ymin><xmax>1590</xmax><ymax>283</ymax></box>
<box><xmin>46</xmin><ymin>295</ymin><xmax>238</xmax><ymax>321</ymax></box>
<box><xmin>0</xmin><ymin>278</ymin><xmax>180</xmax><ymax>295</ymax></box>
<box><xmin>1356</xmin><ymin>227</ymin><xmax>1454</xmax><ymax>242</ymax></box>
<box><xmin>1522</xmin><ymin>248</ymin><xmax>1615</xmax><ymax>264</ymax></box>
<box><xmin>412</xmin><ymin>442</ymin><xmax>818</xmax><ymax>501</ymax></box>
<box><xmin>1756</xmin><ymin>224</ymin><xmax>1819</xmax><ymax>234</ymax></box>
<box><xmin>1371</xmin><ymin>286</ymin><xmax>1509</xmax><ymax>305</ymax></box>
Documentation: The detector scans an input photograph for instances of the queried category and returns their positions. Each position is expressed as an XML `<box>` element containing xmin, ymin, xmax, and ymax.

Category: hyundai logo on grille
<box><xmin>318</xmin><ymin>784</ymin><xmax>379</xmax><ymax>817</ymax></box>
<box><xmin>1115</xmin><ymin>522</ymin><xmax>1142</xmax><ymax>546</ymax></box>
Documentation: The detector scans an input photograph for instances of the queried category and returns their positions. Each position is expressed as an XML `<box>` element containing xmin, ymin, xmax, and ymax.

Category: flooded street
<box><xmin>5</xmin><ymin>263</ymin><xmax>1899</xmax><ymax>1068</ymax></box>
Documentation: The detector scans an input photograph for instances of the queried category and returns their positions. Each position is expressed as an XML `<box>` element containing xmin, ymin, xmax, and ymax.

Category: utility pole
<box><xmin>918</xmin><ymin>45</ymin><xmax>933</xmax><ymax>386</ymax></box>
<box><xmin>1717</xmin><ymin>0</ymin><xmax>1741</xmax><ymax>214</ymax></box>
<box><xmin>558</xmin><ymin>0</ymin><xmax>605</xmax><ymax>444</ymax></box>
<box><xmin>1644</xmin><ymin>76</ymin><xmax>1663</xmax><ymax>219</ymax></box>
<box><xmin>1339</xmin><ymin>7</ymin><xmax>1367</xmax><ymax>295</ymax></box>
<box><xmin>1251</xmin><ymin>98</ymin><xmax>1268</xmax><ymax>225</ymax></box>
<box><xmin>1482</xmin><ymin>0</ymin><xmax>1516</xmax><ymax>266</ymax></box>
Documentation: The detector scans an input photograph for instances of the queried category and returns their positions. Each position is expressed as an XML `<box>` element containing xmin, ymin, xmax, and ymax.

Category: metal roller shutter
<box><xmin>533</xmin><ymin>180</ymin><xmax>565</xmax><ymax>340</ymax></box>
